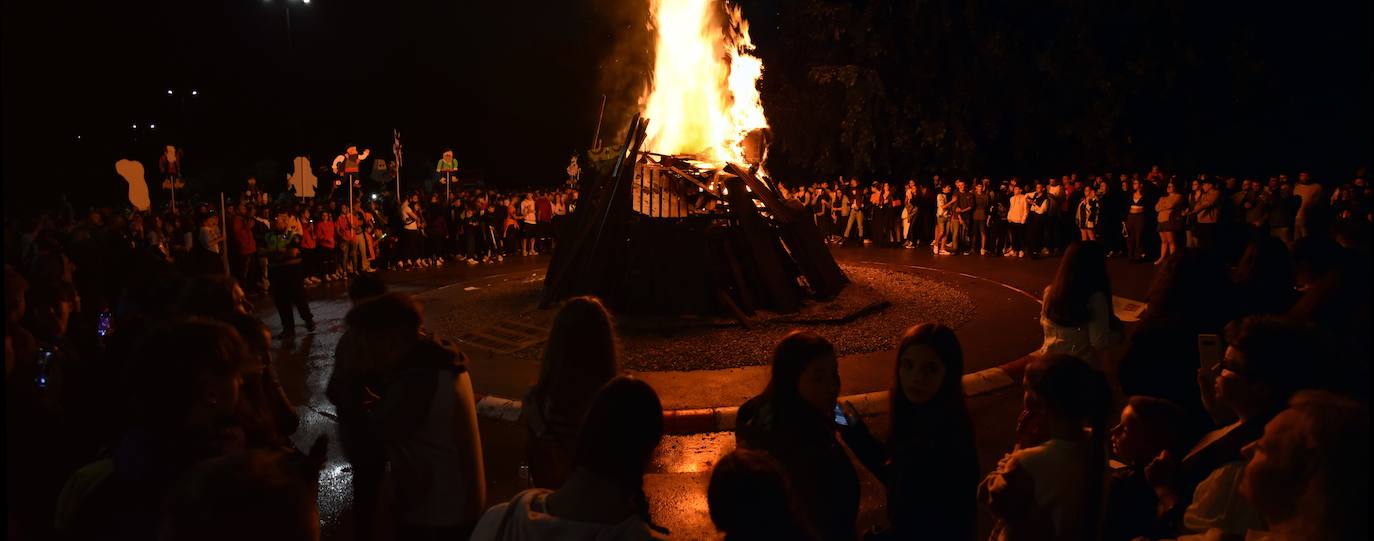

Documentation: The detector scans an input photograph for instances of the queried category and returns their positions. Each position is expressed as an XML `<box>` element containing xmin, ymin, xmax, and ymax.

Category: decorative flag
<box><xmin>392</xmin><ymin>129</ymin><xmax>403</xmax><ymax>169</ymax></box>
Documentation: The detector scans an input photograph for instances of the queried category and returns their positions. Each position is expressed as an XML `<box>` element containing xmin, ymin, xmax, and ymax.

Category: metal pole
<box><xmin>591</xmin><ymin>94</ymin><xmax>607</xmax><ymax>149</ymax></box>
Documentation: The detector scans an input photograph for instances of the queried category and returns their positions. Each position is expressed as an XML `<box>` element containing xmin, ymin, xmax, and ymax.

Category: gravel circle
<box><xmin>419</xmin><ymin>264</ymin><xmax>976</xmax><ymax>372</ymax></box>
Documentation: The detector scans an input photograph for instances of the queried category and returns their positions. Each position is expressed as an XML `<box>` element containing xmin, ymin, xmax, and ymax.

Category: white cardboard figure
<box><xmin>288</xmin><ymin>156</ymin><xmax>317</xmax><ymax>198</ymax></box>
<box><xmin>116</xmin><ymin>159</ymin><xmax>151</xmax><ymax>211</ymax></box>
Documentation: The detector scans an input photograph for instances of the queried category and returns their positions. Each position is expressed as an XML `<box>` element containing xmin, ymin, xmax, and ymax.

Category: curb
<box><xmin>468</xmin><ymin>262</ymin><xmax>1051</xmax><ymax>434</ymax></box>
<box><xmin>473</xmin><ymin>364</ymin><xmax>1020</xmax><ymax>434</ymax></box>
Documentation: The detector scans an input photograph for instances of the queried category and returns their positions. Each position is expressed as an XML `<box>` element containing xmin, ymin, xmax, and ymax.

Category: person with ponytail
<box><xmin>980</xmin><ymin>353</ymin><xmax>1114</xmax><ymax>540</ymax></box>
<box><xmin>840</xmin><ymin>324</ymin><xmax>979</xmax><ymax>540</ymax></box>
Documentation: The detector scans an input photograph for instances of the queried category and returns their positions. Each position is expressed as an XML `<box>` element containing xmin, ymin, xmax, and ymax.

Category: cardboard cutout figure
<box><xmin>158</xmin><ymin>145</ymin><xmax>185</xmax><ymax>190</ymax></box>
<box><xmin>331</xmin><ymin>146</ymin><xmax>370</xmax><ymax>190</ymax></box>
<box><xmin>116</xmin><ymin>159</ymin><xmax>151</xmax><ymax>211</ymax></box>
<box><xmin>289</xmin><ymin>156</ymin><xmax>317</xmax><ymax>198</ymax></box>
<box><xmin>566</xmin><ymin>154</ymin><xmax>581</xmax><ymax>182</ymax></box>
<box><xmin>436</xmin><ymin>149</ymin><xmax>459</xmax><ymax>185</ymax></box>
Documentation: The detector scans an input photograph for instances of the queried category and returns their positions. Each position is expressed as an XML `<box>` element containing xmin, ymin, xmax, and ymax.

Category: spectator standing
<box><xmin>1077</xmin><ymin>184</ymin><xmax>1101</xmax><ymax>242</ymax></box>
<box><xmin>933</xmin><ymin>183</ymin><xmax>954</xmax><ymax>255</ymax></box>
<box><xmin>1291</xmin><ymin>171</ymin><xmax>1323</xmax><ymax>240</ymax></box>
<box><xmin>1026</xmin><ymin>181</ymin><xmax>1051</xmax><ymax>258</ymax></box>
<box><xmin>262</xmin><ymin>212</ymin><xmax>315</xmax><ymax>338</ymax></box>
<box><xmin>1007</xmin><ymin>184</ymin><xmax>1029</xmax><ymax>257</ymax></box>
<box><xmin>229</xmin><ymin>205</ymin><xmax>259</xmax><ymax>290</ymax></box>
<box><xmin>1154</xmin><ymin>181</ymin><xmax>1185</xmax><ymax>264</ymax></box>
<box><xmin>973</xmin><ymin>182</ymin><xmax>992</xmax><ymax>253</ymax></box>
<box><xmin>197</xmin><ymin>214</ymin><xmax>225</xmax><ymax>275</ymax></box>
<box><xmin>349</xmin><ymin>293</ymin><xmax>486</xmax><ymax>539</ymax></box>
<box><xmin>1189</xmin><ymin>178</ymin><xmax>1222</xmax><ymax>252</ymax></box>
<box><xmin>315</xmin><ymin>210</ymin><xmax>339</xmax><ymax>281</ymax></box>
<box><xmin>326</xmin><ymin>275</ymin><xmax>391</xmax><ymax>541</ymax></box>
<box><xmin>1125</xmin><ymin>180</ymin><xmax>1151</xmax><ymax>261</ymax></box>
<box><xmin>1267</xmin><ymin>180</ymin><xmax>1301</xmax><ymax>249</ymax></box>
<box><xmin>520</xmin><ymin>193</ymin><xmax>538</xmax><ymax>256</ymax></box>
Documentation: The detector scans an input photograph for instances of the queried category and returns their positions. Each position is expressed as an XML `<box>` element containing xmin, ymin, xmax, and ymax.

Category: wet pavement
<box><xmin>259</xmin><ymin>247</ymin><xmax>1156</xmax><ymax>540</ymax></box>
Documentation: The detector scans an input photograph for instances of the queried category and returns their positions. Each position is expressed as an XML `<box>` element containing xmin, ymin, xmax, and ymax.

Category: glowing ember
<box><xmin>642</xmin><ymin>0</ymin><xmax>768</xmax><ymax>167</ymax></box>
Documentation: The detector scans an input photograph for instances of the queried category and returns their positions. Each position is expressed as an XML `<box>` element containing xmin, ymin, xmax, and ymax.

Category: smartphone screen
<box><xmin>833</xmin><ymin>403</ymin><xmax>849</xmax><ymax>426</ymax></box>
<box><xmin>1198</xmin><ymin>333</ymin><xmax>1223</xmax><ymax>370</ymax></box>
<box><xmin>97</xmin><ymin>311</ymin><xmax>112</xmax><ymax>337</ymax></box>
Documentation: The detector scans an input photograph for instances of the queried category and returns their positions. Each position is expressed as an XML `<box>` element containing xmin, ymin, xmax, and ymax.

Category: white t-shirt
<box><xmin>1008</xmin><ymin>194</ymin><xmax>1029</xmax><ymax>224</ymax></box>
<box><xmin>521</xmin><ymin>199</ymin><xmax>537</xmax><ymax>224</ymax></box>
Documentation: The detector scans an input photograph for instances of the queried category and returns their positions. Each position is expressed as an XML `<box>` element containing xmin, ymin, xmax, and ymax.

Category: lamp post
<box><xmin>270</xmin><ymin>0</ymin><xmax>309</xmax><ymax>189</ymax></box>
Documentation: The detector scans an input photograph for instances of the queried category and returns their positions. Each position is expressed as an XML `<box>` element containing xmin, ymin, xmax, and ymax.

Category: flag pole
<box><xmin>393</xmin><ymin>129</ymin><xmax>402</xmax><ymax>205</ymax></box>
<box><xmin>591</xmin><ymin>94</ymin><xmax>607</xmax><ymax>149</ymax></box>
<box><xmin>220</xmin><ymin>192</ymin><xmax>230</xmax><ymax>277</ymax></box>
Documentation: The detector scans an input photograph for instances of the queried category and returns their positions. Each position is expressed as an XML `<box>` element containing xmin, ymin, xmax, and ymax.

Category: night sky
<box><xmin>3</xmin><ymin>0</ymin><xmax>631</xmax><ymax>206</ymax></box>
<box><xmin>3</xmin><ymin>0</ymin><xmax>1370</xmax><ymax>209</ymax></box>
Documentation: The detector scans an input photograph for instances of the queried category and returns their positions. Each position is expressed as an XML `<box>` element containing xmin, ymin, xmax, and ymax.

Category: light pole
<box><xmin>271</xmin><ymin>0</ymin><xmax>309</xmax><ymax>195</ymax></box>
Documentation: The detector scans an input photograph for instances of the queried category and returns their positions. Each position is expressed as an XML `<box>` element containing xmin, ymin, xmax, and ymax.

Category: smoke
<box><xmin>591</xmin><ymin>0</ymin><xmax>655</xmax><ymax>149</ymax></box>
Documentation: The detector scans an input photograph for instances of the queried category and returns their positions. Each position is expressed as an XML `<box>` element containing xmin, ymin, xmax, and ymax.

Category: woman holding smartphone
<box><xmin>840</xmin><ymin>324</ymin><xmax>980</xmax><ymax>540</ymax></box>
<box><xmin>736</xmin><ymin>331</ymin><xmax>858</xmax><ymax>541</ymax></box>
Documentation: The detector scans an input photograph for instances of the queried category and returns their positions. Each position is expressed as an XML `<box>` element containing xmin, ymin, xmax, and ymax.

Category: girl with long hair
<box><xmin>736</xmin><ymin>331</ymin><xmax>858</xmax><ymax>541</ymax></box>
<box><xmin>842</xmin><ymin>324</ymin><xmax>979</xmax><ymax>540</ymax></box>
<box><xmin>521</xmin><ymin>296</ymin><xmax>620</xmax><ymax>489</ymax></box>
<box><xmin>1037</xmin><ymin>241</ymin><xmax>1120</xmax><ymax>364</ymax></box>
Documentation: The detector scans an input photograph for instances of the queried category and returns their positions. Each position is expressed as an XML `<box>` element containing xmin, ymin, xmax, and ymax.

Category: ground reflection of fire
<box><xmin>642</xmin><ymin>0</ymin><xmax>768</xmax><ymax>167</ymax></box>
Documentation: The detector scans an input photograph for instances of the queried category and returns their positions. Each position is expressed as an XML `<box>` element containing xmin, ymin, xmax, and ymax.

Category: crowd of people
<box><xmin>3</xmin><ymin>163</ymin><xmax>1369</xmax><ymax>541</ymax></box>
<box><xmin>778</xmin><ymin>168</ymin><xmax>1370</xmax><ymax>264</ymax></box>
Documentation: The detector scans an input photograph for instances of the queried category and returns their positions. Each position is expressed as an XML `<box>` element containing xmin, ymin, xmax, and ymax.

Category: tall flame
<box><xmin>642</xmin><ymin>0</ymin><xmax>768</xmax><ymax>166</ymax></box>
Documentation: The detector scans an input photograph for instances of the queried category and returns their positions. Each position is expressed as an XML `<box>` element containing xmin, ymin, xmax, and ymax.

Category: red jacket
<box><xmin>315</xmin><ymin>220</ymin><xmax>337</xmax><ymax>249</ymax></box>
<box><xmin>535</xmin><ymin>197</ymin><xmax>553</xmax><ymax>222</ymax></box>
<box><xmin>229</xmin><ymin>216</ymin><xmax>256</xmax><ymax>255</ymax></box>
<box><xmin>336</xmin><ymin>214</ymin><xmax>356</xmax><ymax>243</ymax></box>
